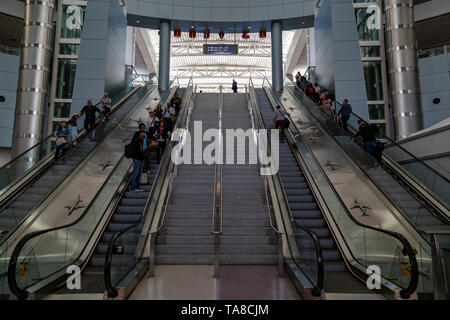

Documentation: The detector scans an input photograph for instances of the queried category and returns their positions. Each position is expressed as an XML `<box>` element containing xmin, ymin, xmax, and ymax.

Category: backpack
<box><xmin>307</xmin><ymin>87</ymin><xmax>314</xmax><ymax>94</ymax></box>
<box><xmin>124</xmin><ymin>142</ymin><xmax>133</xmax><ymax>158</ymax></box>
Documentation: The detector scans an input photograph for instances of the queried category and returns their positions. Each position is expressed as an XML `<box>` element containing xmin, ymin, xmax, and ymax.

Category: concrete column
<box><xmin>11</xmin><ymin>0</ymin><xmax>55</xmax><ymax>158</ymax></box>
<box><xmin>271</xmin><ymin>21</ymin><xmax>283</xmax><ymax>91</ymax></box>
<box><xmin>384</xmin><ymin>0</ymin><xmax>423</xmax><ymax>139</ymax></box>
<box><xmin>158</xmin><ymin>20</ymin><xmax>171</xmax><ymax>91</ymax></box>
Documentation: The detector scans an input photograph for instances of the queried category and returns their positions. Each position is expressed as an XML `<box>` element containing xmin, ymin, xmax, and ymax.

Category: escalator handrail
<box><xmin>7</xmin><ymin>153</ymin><xmax>131</xmax><ymax>299</ymax></box>
<box><xmin>0</xmin><ymin>73</ymin><xmax>142</xmax><ymax>174</ymax></box>
<box><xmin>104</xmin><ymin>79</ymin><xmax>191</xmax><ymax>297</ymax></box>
<box><xmin>249</xmin><ymin>77</ymin><xmax>324</xmax><ymax>296</ymax></box>
<box><xmin>291</xmin><ymin>220</ymin><xmax>325</xmax><ymax>296</ymax></box>
<box><xmin>263</xmin><ymin>79</ymin><xmax>419</xmax><ymax>299</ymax></box>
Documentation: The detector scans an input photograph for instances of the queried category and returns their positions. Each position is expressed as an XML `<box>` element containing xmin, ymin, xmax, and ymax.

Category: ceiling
<box><xmin>416</xmin><ymin>13</ymin><xmax>450</xmax><ymax>49</ymax></box>
<box><xmin>0</xmin><ymin>13</ymin><xmax>23</xmax><ymax>49</ymax></box>
<box><xmin>145</xmin><ymin>29</ymin><xmax>295</xmax><ymax>89</ymax></box>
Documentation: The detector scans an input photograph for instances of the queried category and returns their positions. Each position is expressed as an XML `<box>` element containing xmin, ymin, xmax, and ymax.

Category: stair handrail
<box><xmin>212</xmin><ymin>85</ymin><xmax>223</xmax><ymax>278</ymax></box>
<box><xmin>263</xmin><ymin>80</ymin><xmax>419</xmax><ymax>299</ymax></box>
<box><xmin>250</xmin><ymin>77</ymin><xmax>285</xmax><ymax>278</ymax></box>
<box><xmin>104</xmin><ymin>78</ymin><xmax>195</xmax><ymax>298</ymax></box>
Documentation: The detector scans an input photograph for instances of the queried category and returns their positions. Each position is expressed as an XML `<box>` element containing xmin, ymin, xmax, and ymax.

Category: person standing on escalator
<box><xmin>130</xmin><ymin>130</ymin><xmax>148</xmax><ymax>192</ymax></box>
<box><xmin>54</xmin><ymin>121</ymin><xmax>72</xmax><ymax>164</ymax></box>
<box><xmin>99</xmin><ymin>92</ymin><xmax>111</xmax><ymax>115</ymax></box>
<box><xmin>273</xmin><ymin>105</ymin><xmax>289</xmax><ymax>143</ymax></box>
<box><xmin>79</xmin><ymin>100</ymin><xmax>101</xmax><ymax>141</ymax></box>
<box><xmin>337</xmin><ymin>99</ymin><xmax>352</xmax><ymax>132</ymax></box>
<box><xmin>354</xmin><ymin>119</ymin><xmax>380</xmax><ymax>169</ymax></box>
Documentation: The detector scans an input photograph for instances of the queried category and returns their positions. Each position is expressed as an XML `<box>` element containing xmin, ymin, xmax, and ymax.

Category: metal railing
<box><xmin>147</xmin><ymin>168</ymin><xmax>176</xmax><ymax>276</ymax></box>
<box><xmin>262</xmin><ymin>176</ymin><xmax>285</xmax><ymax>277</ymax></box>
<box><xmin>212</xmin><ymin>85</ymin><xmax>223</xmax><ymax>278</ymax></box>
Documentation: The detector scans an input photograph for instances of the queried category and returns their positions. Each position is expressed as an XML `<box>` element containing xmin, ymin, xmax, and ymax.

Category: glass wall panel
<box><xmin>360</xmin><ymin>46</ymin><xmax>381</xmax><ymax>58</ymax></box>
<box><xmin>368</xmin><ymin>104</ymin><xmax>385</xmax><ymax>120</ymax></box>
<box><xmin>59</xmin><ymin>44</ymin><xmax>80</xmax><ymax>55</ymax></box>
<box><xmin>53</xmin><ymin>102</ymin><xmax>71</xmax><ymax>118</ymax></box>
<box><xmin>363</xmin><ymin>61</ymin><xmax>383</xmax><ymax>101</ymax></box>
<box><xmin>371</xmin><ymin>122</ymin><xmax>386</xmax><ymax>138</ymax></box>
<box><xmin>56</xmin><ymin>59</ymin><xmax>77</xmax><ymax>99</ymax></box>
<box><xmin>61</xmin><ymin>5</ymin><xmax>85</xmax><ymax>39</ymax></box>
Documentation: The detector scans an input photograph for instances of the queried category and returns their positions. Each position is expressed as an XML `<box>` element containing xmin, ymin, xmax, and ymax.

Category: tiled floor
<box><xmin>44</xmin><ymin>293</ymin><xmax>104</xmax><ymax>300</ymax></box>
<box><xmin>325</xmin><ymin>293</ymin><xmax>386</xmax><ymax>300</ymax></box>
<box><xmin>216</xmin><ymin>265</ymin><xmax>301</xmax><ymax>300</ymax></box>
<box><xmin>128</xmin><ymin>265</ymin><xmax>301</xmax><ymax>300</ymax></box>
<box><xmin>129</xmin><ymin>265</ymin><xmax>216</xmax><ymax>300</ymax></box>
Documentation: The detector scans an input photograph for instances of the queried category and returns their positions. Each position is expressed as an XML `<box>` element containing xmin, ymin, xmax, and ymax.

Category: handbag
<box><xmin>56</xmin><ymin>137</ymin><xmax>67</xmax><ymax>146</ymax></box>
<box><xmin>170</xmin><ymin>115</ymin><xmax>176</xmax><ymax>123</ymax></box>
<box><xmin>284</xmin><ymin>118</ymin><xmax>290</xmax><ymax>128</ymax></box>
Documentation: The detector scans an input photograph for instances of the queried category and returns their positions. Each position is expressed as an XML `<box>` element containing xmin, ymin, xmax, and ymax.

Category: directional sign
<box><xmin>203</xmin><ymin>44</ymin><xmax>239</xmax><ymax>55</ymax></box>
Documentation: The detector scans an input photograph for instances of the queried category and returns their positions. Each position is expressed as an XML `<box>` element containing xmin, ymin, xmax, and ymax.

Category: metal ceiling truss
<box><xmin>144</xmin><ymin>29</ymin><xmax>296</xmax><ymax>86</ymax></box>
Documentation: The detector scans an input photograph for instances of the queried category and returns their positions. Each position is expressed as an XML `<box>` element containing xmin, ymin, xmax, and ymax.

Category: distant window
<box><xmin>54</xmin><ymin>102</ymin><xmax>71</xmax><ymax>118</ymax></box>
<box><xmin>363</xmin><ymin>61</ymin><xmax>383</xmax><ymax>101</ymax></box>
<box><xmin>368</xmin><ymin>104</ymin><xmax>385</xmax><ymax>120</ymax></box>
<box><xmin>59</xmin><ymin>44</ymin><xmax>80</xmax><ymax>55</ymax></box>
<box><xmin>360</xmin><ymin>46</ymin><xmax>381</xmax><ymax>58</ymax></box>
<box><xmin>56</xmin><ymin>59</ymin><xmax>77</xmax><ymax>99</ymax></box>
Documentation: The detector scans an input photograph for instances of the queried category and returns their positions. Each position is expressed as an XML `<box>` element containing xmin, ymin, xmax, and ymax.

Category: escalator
<box><xmin>282</xmin><ymin>80</ymin><xmax>448</xmax><ymax>296</ymax></box>
<box><xmin>256</xmin><ymin>89</ymin><xmax>367</xmax><ymax>293</ymax></box>
<box><xmin>0</xmin><ymin>75</ymin><xmax>148</xmax><ymax>246</ymax></box>
<box><xmin>4</xmin><ymin>80</ymin><xmax>184</xmax><ymax>299</ymax></box>
<box><xmin>248</xmin><ymin>80</ymin><xmax>419</xmax><ymax>299</ymax></box>
<box><xmin>284</xmin><ymin>80</ymin><xmax>449</xmax><ymax>229</ymax></box>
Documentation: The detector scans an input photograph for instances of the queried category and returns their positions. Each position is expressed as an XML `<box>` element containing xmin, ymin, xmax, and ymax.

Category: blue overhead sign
<box><xmin>203</xmin><ymin>44</ymin><xmax>239</xmax><ymax>55</ymax></box>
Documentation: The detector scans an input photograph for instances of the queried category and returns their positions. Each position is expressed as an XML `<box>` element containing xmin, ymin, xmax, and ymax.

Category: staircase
<box><xmin>155</xmin><ymin>93</ymin><xmax>217</xmax><ymax>264</ymax></box>
<box><xmin>256</xmin><ymin>89</ymin><xmax>367</xmax><ymax>292</ymax></box>
<box><xmin>220</xmin><ymin>93</ymin><xmax>278</xmax><ymax>264</ymax></box>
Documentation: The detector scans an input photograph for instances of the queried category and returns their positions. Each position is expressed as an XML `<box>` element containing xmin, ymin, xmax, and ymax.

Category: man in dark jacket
<box><xmin>354</xmin><ymin>119</ymin><xmax>380</xmax><ymax>168</ymax></box>
<box><xmin>80</xmin><ymin>100</ymin><xmax>101</xmax><ymax>140</ymax></box>
<box><xmin>130</xmin><ymin>131</ymin><xmax>147</xmax><ymax>192</ymax></box>
<box><xmin>337</xmin><ymin>99</ymin><xmax>352</xmax><ymax>132</ymax></box>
